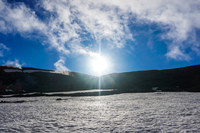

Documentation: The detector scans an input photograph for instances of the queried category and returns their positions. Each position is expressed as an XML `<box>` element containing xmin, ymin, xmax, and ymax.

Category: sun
<box><xmin>89</xmin><ymin>55</ymin><xmax>110</xmax><ymax>76</ymax></box>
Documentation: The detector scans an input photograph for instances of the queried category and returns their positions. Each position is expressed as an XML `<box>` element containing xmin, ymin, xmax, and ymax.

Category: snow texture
<box><xmin>3</xmin><ymin>69</ymin><xmax>70</xmax><ymax>75</ymax></box>
<box><xmin>0</xmin><ymin>92</ymin><xmax>200</xmax><ymax>132</ymax></box>
<box><xmin>23</xmin><ymin>70</ymin><xmax>49</xmax><ymax>73</ymax></box>
<box><xmin>3</xmin><ymin>69</ymin><xmax>22</xmax><ymax>73</ymax></box>
<box><xmin>4</xmin><ymin>69</ymin><xmax>51</xmax><ymax>73</ymax></box>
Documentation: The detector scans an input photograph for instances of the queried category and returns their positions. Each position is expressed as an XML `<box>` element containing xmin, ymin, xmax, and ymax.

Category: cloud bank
<box><xmin>0</xmin><ymin>0</ymin><xmax>200</xmax><ymax>67</ymax></box>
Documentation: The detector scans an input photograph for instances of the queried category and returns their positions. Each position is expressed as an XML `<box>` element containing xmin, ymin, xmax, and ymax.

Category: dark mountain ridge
<box><xmin>0</xmin><ymin>64</ymin><xmax>200</xmax><ymax>94</ymax></box>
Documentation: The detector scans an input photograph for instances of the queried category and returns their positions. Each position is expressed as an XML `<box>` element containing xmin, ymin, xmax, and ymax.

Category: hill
<box><xmin>101</xmin><ymin>65</ymin><xmax>200</xmax><ymax>92</ymax></box>
<box><xmin>0</xmin><ymin>65</ymin><xmax>200</xmax><ymax>94</ymax></box>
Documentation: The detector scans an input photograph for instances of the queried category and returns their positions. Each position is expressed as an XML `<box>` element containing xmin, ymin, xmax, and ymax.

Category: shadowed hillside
<box><xmin>0</xmin><ymin>66</ymin><xmax>98</xmax><ymax>93</ymax></box>
<box><xmin>0</xmin><ymin>65</ymin><xmax>200</xmax><ymax>94</ymax></box>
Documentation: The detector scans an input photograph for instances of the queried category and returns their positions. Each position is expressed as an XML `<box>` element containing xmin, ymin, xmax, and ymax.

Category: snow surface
<box><xmin>0</xmin><ymin>92</ymin><xmax>200</xmax><ymax>132</ymax></box>
<box><xmin>3</xmin><ymin>69</ymin><xmax>70</xmax><ymax>75</ymax></box>
<box><xmin>3</xmin><ymin>69</ymin><xmax>22</xmax><ymax>72</ymax></box>
<box><xmin>23</xmin><ymin>70</ymin><xmax>50</xmax><ymax>73</ymax></box>
<box><xmin>3</xmin><ymin>69</ymin><xmax>51</xmax><ymax>73</ymax></box>
<box><xmin>50</xmin><ymin>71</ymin><xmax>70</xmax><ymax>75</ymax></box>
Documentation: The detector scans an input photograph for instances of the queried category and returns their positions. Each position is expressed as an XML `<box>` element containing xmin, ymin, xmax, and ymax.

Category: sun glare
<box><xmin>90</xmin><ymin>55</ymin><xmax>110</xmax><ymax>76</ymax></box>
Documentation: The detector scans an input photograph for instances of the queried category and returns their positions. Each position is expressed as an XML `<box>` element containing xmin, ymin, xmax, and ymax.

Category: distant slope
<box><xmin>0</xmin><ymin>64</ymin><xmax>200</xmax><ymax>93</ymax></box>
<box><xmin>101</xmin><ymin>65</ymin><xmax>200</xmax><ymax>92</ymax></box>
<box><xmin>0</xmin><ymin>66</ymin><xmax>98</xmax><ymax>93</ymax></box>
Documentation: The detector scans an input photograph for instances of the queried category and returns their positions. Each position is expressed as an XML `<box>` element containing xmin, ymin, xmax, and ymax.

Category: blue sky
<box><xmin>0</xmin><ymin>0</ymin><xmax>200</xmax><ymax>76</ymax></box>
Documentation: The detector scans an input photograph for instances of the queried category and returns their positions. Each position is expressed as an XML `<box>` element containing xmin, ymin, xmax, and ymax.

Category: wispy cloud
<box><xmin>0</xmin><ymin>0</ymin><xmax>132</xmax><ymax>55</ymax></box>
<box><xmin>0</xmin><ymin>43</ymin><xmax>10</xmax><ymax>57</ymax></box>
<box><xmin>3</xmin><ymin>59</ymin><xmax>25</xmax><ymax>68</ymax></box>
<box><xmin>54</xmin><ymin>58</ymin><xmax>70</xmax><ymax>71</ymax></box>
<box><xmin>85</xmin><ymin>0</ymin><xmax>200</xmax><ymax>60</ymax></box>
<box><xmin>166</xmin><ymin>45</ymin><xmax>191</xmax><ymax>61</ymax></box>
<box><xmin>0</xmin><ymin>0</ymin><xmax>200</xmax><ymax>64</ymax></box>
<box><xmin>0</xmin><ymin>0</ymin><xmax>46</xmax><ymax>33</ymax></box>
<box><xmin>41</xmin><ymin>0</ymin><xmax>133</xmax><ymax>48</ymax></box>
<box><xmin>106</xmin><ymin>0</ymin><xmax>200</xmax><ymax>60</ymax></box>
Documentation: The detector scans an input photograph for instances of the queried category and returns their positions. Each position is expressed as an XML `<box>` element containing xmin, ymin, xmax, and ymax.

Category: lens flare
<box><xmin>89</xmin><ymin>55</ymin><xmax>110</xmax><ymax>76</ymax></box>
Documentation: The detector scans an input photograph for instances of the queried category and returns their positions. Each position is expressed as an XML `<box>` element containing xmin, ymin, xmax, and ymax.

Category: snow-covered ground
<box><xmin>0</xmin><ymin>92</ymin><xmax>200</xmax><ymax>132</ymax></box>
<box><xmin>3</xmin><ymin>69</ymin><xmax>22</xmax><ymax>73</ymax></box>
<box><xmin>3</xmin><ymin>69</ymin><xmax>70</xmax><ymax>75</ymax></box>
<box><xmin>3</xmin><ymin>69</ymin><xmax>51</xmax><ymax>73</ymax></box>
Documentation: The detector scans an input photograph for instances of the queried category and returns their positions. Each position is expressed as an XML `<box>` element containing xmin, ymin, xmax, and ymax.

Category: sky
<box><xmin>0</xmin><ymin>0</ymin><xmax>200</xmax><ymax>76</ymax></box>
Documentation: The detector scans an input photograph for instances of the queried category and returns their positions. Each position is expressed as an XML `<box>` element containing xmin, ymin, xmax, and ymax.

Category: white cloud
<box><xmin>68</xmin><ymin>39</ymin><xmax>99</xmax><ymax>57</ymax></box>
<box><xmin>166</xmin><ymin>45</ymin><xmax>191</xmax><ymax>61</ymax></box>
<box><xmin>54</xmin><ymin>58</ymin><xmax>70</xmax><ymax>71</ymax></box>
<box><xmin>70</xmin><ymin>0</ymin><xmax>133</xmax><ymax>48</ymax></box>
<box><xmin>0</xmin><ymin>0</ymin><xmax>46</xmax><ymax>33</ymax></box>
<box><xmin>80</xmin><ymin>0</ymin><xmax>200</xmax><ymax>60</ymax></box>
<box><xmin>40</xmin><ymin>0</ymin><xmax>132</xmax><ymax>55</ymax></box>
<box><xmin>0</xmin><ymin>0</ymin><xmax>70</xmax><ymax>55</ymax></box>
<box><xmin>0</xmin><ymin>0</ymin><xmax>133</xmax><ymax>55</ymax></box>
<box><xmin>0</xmin><ymin>20</ymin><xmax>8</xmax><ymax>33</ymax></box>
<box><xmin>0</xmin><ymin>43</ymin><xmax>10</xmax><ymax>57</ymax></box>
<box><xmin>126</xmin><ymin>0</ymin><xmax>200</xmax><ymax>60</ymax></box>
<box><xmin>0</xmin><ymin>0</ymin><xmax>200</xmax><ymax>62</ymax></box>
<box><xmin>3</xmin><ymin>59</ymin><xmax>25</xmax><ymax>68</ymax></box>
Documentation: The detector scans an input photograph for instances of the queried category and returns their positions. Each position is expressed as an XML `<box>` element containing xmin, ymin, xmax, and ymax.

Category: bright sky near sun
<box><xmin>0</xmin><ymin>0</ymin><xmax>200</xmax><ymax>76</ymax></box>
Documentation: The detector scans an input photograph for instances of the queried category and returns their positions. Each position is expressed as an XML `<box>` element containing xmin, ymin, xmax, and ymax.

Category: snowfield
<box><xmin>3</xmin><ymin>69</ymin><xmax>51</xmax><ymax>73</ymax></box>
<box><xmin>0</xmin><ymin>92</ymin><xmax>200</xmax><ymax>133</ymax></box>
<box><xmin>3</xmin><ymin>69</ymin><xmax>70</xmax><ymax>75</ymax></box>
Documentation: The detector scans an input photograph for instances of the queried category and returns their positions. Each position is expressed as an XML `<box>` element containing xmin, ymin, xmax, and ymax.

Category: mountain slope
<box><xmin>0</xmin><ymin>65</ymin><xmax>200</xmax><ymax>93</ymax></box>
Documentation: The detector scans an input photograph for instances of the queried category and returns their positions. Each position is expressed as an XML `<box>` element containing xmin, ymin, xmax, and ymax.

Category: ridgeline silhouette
<box><xmin>0</xmin><ymin>65</ymin><xmax>200</xmax><ymax>95</ymax></box>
